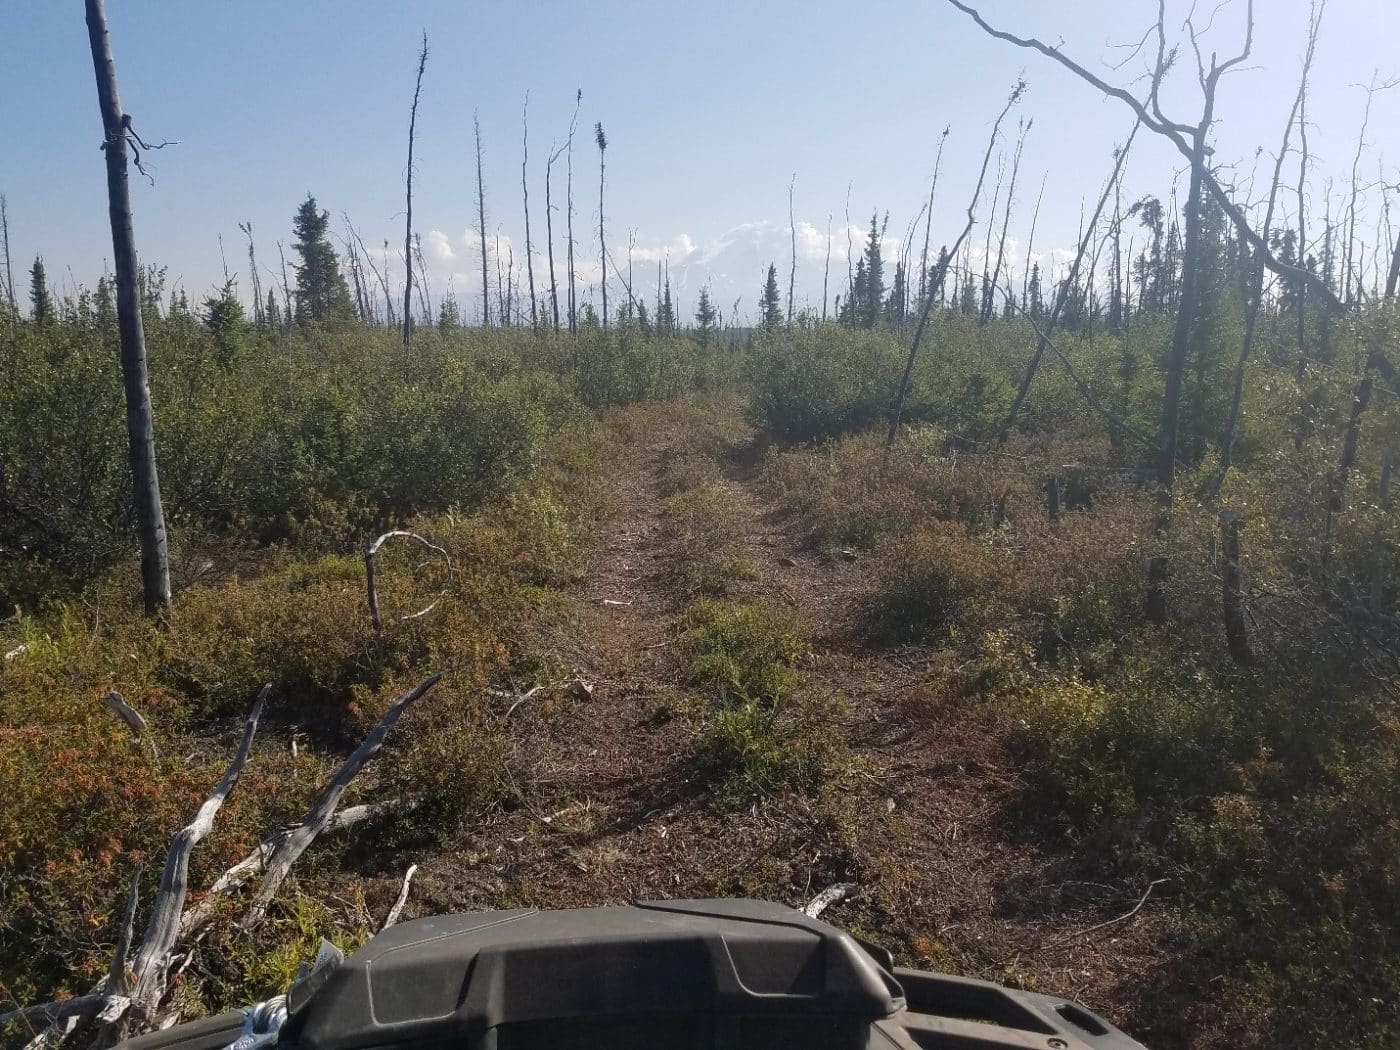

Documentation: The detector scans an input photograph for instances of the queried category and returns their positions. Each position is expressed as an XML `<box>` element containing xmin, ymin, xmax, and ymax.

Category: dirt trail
<box><xmin>415</xmin><ymin>411</ymin><xmax>1178</xmax><ymax>1044</ymax></box>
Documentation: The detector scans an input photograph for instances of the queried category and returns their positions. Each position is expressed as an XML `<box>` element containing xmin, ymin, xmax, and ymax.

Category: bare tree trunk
<box><xmin>545</xmin><ymin>140</ymin><xmax>564</xmax><ymax>329</ymax></box>
<box><xmin>521</xmin><ymin>93</ymin><xmax>537</xmax><ymax>327</ymax></box>
<box><xmin>84</xmin><ymin>0</ymin><xmax>171</xmax><ymax>615</ymax></box>
<box><xmin>1001</xmin><ymin>122</ymin><xmax>1139</xmax><ymax>442</ymax></box>
<box><xmin>1211</xmin><ymin>7</ymin><xmax>1318</xmax><ymax>496</ymax></box>
<box><xmin>787</xmin><ymin>174</ymin><xmax>797</xmax><ymax>321</ymax></box>
<box><xmin>919</xmin><ymin>129</ymin><xmax>950</xmax><ymax>305</ymax></box>
<box><xmin>277</xmin><ymin>240</ymin><xmax>294</xmax><ymax>329</ymax></box>
<box><xmin>402</xmin><ymin>33</ymin><xmax>427</xmax><ymax>346</ymax></box>
<box><xmin>595</xmin><ymin>122</ymin><xmax>607</xmax><ymax>328</ymax></box>
<box><xmin>475</xmin><ymin>112</ymin><xmax>490</xmax><ymax>327</ymax></box>
<box><xmin>984</xmin><ymin>118</ymin><xmax>1029</xmax><ymax>324</ymax></box>
<box><xmin>239</xmin><ymin>222</ymin><xmax>264</xmax><ymax>326</ymax></box>
<box><xmin>1220</xmin><ymin>511</ymin><xmax>1251</xmax><ymax>664</ymax></box>
<box><xmin>1022</xmin><ymin>172</ymin><xmax>1046</xmax><ymax>310</ymax></box>
<box><xmin>1</xmin><ymin>193</ymin><xmax>17</xmax><ymax>327</ymax></box>
<box><xmin>886</xmin><ymin>80</ymin><xmax>1024</xmax><ymax>450</ymax></box>
<box><xmin>822</xmin><ymin>214</ymin><xmax>832</xmax><ymax>322</ymax></box>
<box><xmin>567</xmin><ymin>91</ymin><xmax>581</xmax><ymax>335</ymax></box>
<box><xmin>413</xmin><ymin>232</ymin><xmax>432</xmax><ymax>324</ymax></box>
<box><xmin>1386</xmin><ymin>222</ymin><xmax>1400</xmax><ymax>302</ymax></box>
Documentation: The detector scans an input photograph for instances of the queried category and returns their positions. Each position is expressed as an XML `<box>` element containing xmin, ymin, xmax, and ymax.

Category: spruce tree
<box><xmin>438</xmin><ymin>292</ymin><xmax>461</xmax><ymax>329</ymax></box>
<box><xmin>760</xmin><ymin>263</ymin><xmax>783</xmax><ymax>329</ymax></box>
<box><xmin>29</xmin><ymin>256</ymin><xmax>53</xmax><ymax>324</ymax></box>
<box><xmin>860</xmin><ymin>213</ymin><xmax>885</xmax><ymax>328</ymax></box>
<box><xmin>887</xmin><ymin>262</ymin><xmax>906</xmax><ymax>324</ymax></box>
<box><xmin>658</xmin><ymin>278</ymin><xmax>676</xmax><ymax>335</ymax></box>
<box><xmin>265</xmin><ymin>288</ymin><xmax>282</xmax><ymax>329</ymax></box>
<box><xmin>290</xmin><ymin>195</ymin><xmax>352</xmax><ymax>323</ymax></box>
<box><xmin>695</xmin><ymin>286</ymin><xmax>716</xmax><ymax>346</ymax></box>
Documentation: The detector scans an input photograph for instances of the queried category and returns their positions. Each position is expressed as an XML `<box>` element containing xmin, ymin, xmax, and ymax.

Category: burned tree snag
<box><xmin>475</xmin><ymin>111</ymin><xmax>490</xmax><ymax>327</ymax></box>
<box><xmin>402</xmin><ymin>32</ymin><xmax>428</xmax><ymax>347</ymax></box>
<box><xmin>84</xmin><ymin>0</ymin><xmax>171</xmax><ymax>614</ymax></box>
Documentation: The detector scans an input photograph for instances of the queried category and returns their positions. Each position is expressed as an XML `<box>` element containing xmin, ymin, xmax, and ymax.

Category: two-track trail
<box><xmin>412</xmin><ymin>401</ymin><xmax>1185</xmax><ymax>1046</ymax></box>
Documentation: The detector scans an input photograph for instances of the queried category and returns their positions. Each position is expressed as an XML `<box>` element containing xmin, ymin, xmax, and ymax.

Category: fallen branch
<box><xmin>804</xmin><ymin>882</ymin><xmax>859</xmax><ymax>919</ymax></box>
<box><xmin>120</xmin><ymin>685</ymin><xmax>268</xmax><ymax>1034</ymax></box>
<box><xmin>101</xmin><ymin>690</ymin><xmax>157</xmax><ymax>759</ymax></box>
<box><xmin>177</xmin><ymin>800</ymin><xmax>413</xmax><ymax>940</ymax></box>
<box><xmin>241</xmin><ymin>673</ymin><xmax>443</xmax><ymax>928</ymax></box>
<box><xmin>1043</xmin><ymin>878</ymin><xmax>1169</xmax><ymax>947</ymax></box>
<box><xmin>364</xmin><ymin>530</ymin><xmax>452</xmax><ymax>643</ymax></box>
<box><xmin>381</xmin><ymin>864</ymin><xmax>419</xmax><ymax>930</ymax></box>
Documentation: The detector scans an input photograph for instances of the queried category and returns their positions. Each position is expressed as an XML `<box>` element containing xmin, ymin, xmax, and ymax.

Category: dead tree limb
<box><xmin>804</xmin><ymin>883</ymin><xmax>859</xmax><ymax>919</ymax></box>
<box><xmin>942</xmin><ymin>0</ymin><xmax>1341</xmax><ymax>315</ymax></box>
<box><xmin>885</xmin><ymin>79</ymin><xmax>1025</xmax><ymax>451</ymax></box>
<box><xmin>403</xmin><ymin>30</ymin><xmax>428</xmax><ymax>344</ymax></box>
<box><xmin>382</xmin><ymin>864</ymin><xmax>419</xmax><ymax>930</ymax></box>
<box><xmin>1000</xmin><ymin>121</ymin><xmax>1140</xmax><ymax>442</ymax></box>
<box><xmin>101</xmin><ymin>690</ymin><xmax>156</xmax><ymax>758</ymax></box>
<box><xmin>364</xmin><ymin>529</ymin><xmax>452</xmax><ymax>645</ymax></box>
<box><xmin>240</xmin><ymin>672</ymin><xmax>443</xmax><ymax>928</ymax></box>
<box><xmin>118</xmin><ymin>686</ymin><xmax>267</xmax><ymax>1032</ymax></box>
<box><xmin>178</xmin><ymin>800</ymin><xmax>412</xmax><ymax>941</ymax></box>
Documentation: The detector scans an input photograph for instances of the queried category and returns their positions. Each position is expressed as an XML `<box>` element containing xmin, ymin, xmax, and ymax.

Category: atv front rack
<box><xmin>119</xmin><ymin>899</ymin><xmax>1147</xmax><ymax>1050</ymax></box>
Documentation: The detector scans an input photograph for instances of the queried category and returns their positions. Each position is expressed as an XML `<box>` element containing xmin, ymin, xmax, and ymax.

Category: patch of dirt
<box><xmin>412</xmin><ymin>408</ymin><xmax>1187</xmax><ymax>1047</ymax></box>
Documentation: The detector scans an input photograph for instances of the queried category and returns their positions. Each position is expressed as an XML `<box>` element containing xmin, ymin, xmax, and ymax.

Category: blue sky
<box><xmin>1</xmin><ymin>1</ymin><xmax>1397</xmax><ymax>324</ymax></box>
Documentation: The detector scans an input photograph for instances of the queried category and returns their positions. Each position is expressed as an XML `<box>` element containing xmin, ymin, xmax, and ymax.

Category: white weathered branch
<box><xmin>364</xmin><ymin>531</ymin><xmax>452</xmax><ymax>642</ymax></box>
<box><xmin>120</xmin><ymin>685</ymin><xmax>267</xmax><ymax>1029</ymax></box>
<box><xmin>804</xmin><ymin>882</ymin><xmax>859</xmax><ymax>919</ymax></box>
<box><xmin>381</xmin><ymin>864</ymin><xmax>419</xmax><ymax>930</ymax></box>
<box><xmin>177</xmin><ymin>800</ymin><xmax>413</xmax><ymax>940</ymax></box>
<box><xmin>102</xmin><ymin>690</ymin><xmax>157</xmax><ymax>759</ymax></box>
<box><xmin>241</xmin><ymin>673</ymin><xmax>442</xmax><ymax>928</ymax></box>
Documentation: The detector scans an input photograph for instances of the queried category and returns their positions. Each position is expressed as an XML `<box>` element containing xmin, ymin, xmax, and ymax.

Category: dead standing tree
<box><xmin>885</xmin><ymin>79</ymin><xmax>1026</xmax><ymax>452</ymax></box>
<box><xmin>84</xmin><ymin>0</ymin><xmax>171</xmax><ymax>614</ymax></box>
<box><xmin>595</xmin><ymin>122</ymin><xmax>608</xmax><ymax>328</ymax></box>
<box><xmin>402</xmin><ymin>33</ymin><xmax>428</xmax><ymax>347</ymax></box>
<box><xmin>475</xmin><ymin>111</ymin><xmax>490</xmax><ymax>326</ymax></box>
<box><xmin>943</xmin><ymin>0</ymin><xmax>1346</xmax><ymax>624</ymax></box>
<box><xmin>521</xmin><ymin>93</ymin><xmax>538</xmax><ymax>328</ymax></box>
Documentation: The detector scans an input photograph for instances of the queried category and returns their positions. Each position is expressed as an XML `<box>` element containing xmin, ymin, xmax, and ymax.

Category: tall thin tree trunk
<box><xmin>887</xmin><ymin>79</ymin><xmax>1024</xmax><ymax>451</ymax></box>
<box><xmin>1001</xmin><ymin>122</ymin><xmax>1139</xmax><ymax>443</ymax></box>
<box><xmin>413</xmin><ymin>232</ymin><xmax>432</xmax><ymax>324</ymax></box>
<box><xmin>521</xmin><ymin>93</ymin><xmax>537</xmax><ymax>327</ymax></box>
<box><xmin>402</xmin><ymin>33</ymin><xmax>427</xmax><ymax>346</ymax></box>
<box><xmin>822</xmin><ymin>214</ymin><xmax>832</xmax><ymax>322</ymax></box>
<box><xmin>567</xmin><ymin>91</ymin><xmax>580</xmax><ymax>335</ymax></box>
<box><xmin>984</xmin><ymin>118</ymin><xmax>1029</xmax><ymax>325</ymax></box>
<box><xmin>787</xmin><ymin>174</ymin><xmax>797</xmax><ymax>321</ymax></box>
<box><xmin>1022</xmin><ymin>172</ymin><xmax>1045</xmax><ymax>311</ymax></box>
<box><xmin>595</xmin><ymin>122</ymin><xmax>607</xmax><ymax>328</ymax></box>
<box><xmin>919</xmin><ymin>129</ymin><xmax>950</xmax><ymax>306</ymax></box>
<box><xmin>545</xmin><ymin>141</ymin><xmax>564</xmax><ymax>329</ymax></box>
<box><xmin>239</xmin><ymin>222</ymin><xmax>263</xmax><ymax>326</ymax></box>
<box><xmin>2</xmin><ymin>194</ymin><xmax>18</xmax><ymax>327</ymax></box>
<box><xmin>84</xmin><ymin>0</ymin><xmax>170</xmax><ymax>614</ymax></box>
<box><xmin>475</xmin><ymin>112</ymin><xmax>490</xmax><ymax>327</ymax></box>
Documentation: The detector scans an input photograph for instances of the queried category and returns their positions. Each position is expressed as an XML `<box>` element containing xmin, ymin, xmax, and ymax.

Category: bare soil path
<box><xmin>414</xmin><ymin>404</ymin><xmax>1182</xmax><ymax>1045</ymax></box>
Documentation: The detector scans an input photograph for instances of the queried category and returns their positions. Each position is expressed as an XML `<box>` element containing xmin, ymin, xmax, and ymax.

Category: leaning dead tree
<box><xmin>885</xmin><ymin>79</ymin><xmax>1026</xmax><ymax>451</ymax></box>
<box><xmin>1210</xmin><ymin>1</ymin><xmax>1323</xmax><ymax>498</ymax></box>
<box><xmin>402</xmin><ymin>32</ymin><xmax>428</xmax><ymax>347</ymax></box>
<box><xmin>84</xmin><ymin>0</ymin><xmax>171</xmax><ymax>614</ymax></box>
<box><xmin>363</xmin><ymin>528</ymin><xmax>453</xmax><ymax>646</ymax></box>
<box><xmin>5</xmin><ymin>674</ymin><xmax>443</xmax><ymax>1048</ymax></box>
<box><xmin>1000</xmin><ymin>121</ymin><xmax>1141</xmax><ymax>442</ymax></box>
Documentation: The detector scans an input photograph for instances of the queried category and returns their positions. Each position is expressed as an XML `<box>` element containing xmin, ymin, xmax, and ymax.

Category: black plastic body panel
<box><xmin>107</xmin><ymin>899</ymin><xmax>1148</xmax><ymax>1050</ymax></box>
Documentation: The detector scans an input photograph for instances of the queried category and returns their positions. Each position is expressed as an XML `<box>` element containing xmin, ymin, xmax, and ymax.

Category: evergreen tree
<box><xmin>202</xmin><ymin>279</ymin><xmax>247</xmax><ymax>366</ymax></box>
<box><xmin>761</xmin><ymin>263</ymin><xmax>783</xmax><ymax>329</ymax></box>
<box><xmin>290</xmin><ymin>195</ymin><xmax>352</xmax><ymax>323</ymax></box>
<box><xmin>438</xmin><ymin>292</ymin><xmax>462</xmax><ymax>329</ymax></box>
<box><xmin>96</xmin><ymin>275</ymin><xmax>116</xmax><ymax>333</ymax></box>
<box><xmin>637</xmin><ymin>299</ymin><xmax>652</xmax><ymax>339</ymax></box>
<box><xmin>658</xmin><ymin>278</ymin><xmax>676</xmax><ymax>334</ymax></box>
<box><xmin>29</xmin><ymin>256</ymin><xmax>53</xmax><ymax>325</ymax></box>
<box><xmin>860</xmin><ymin>213</ymin><xmax>885</xmax><ymax>328</ymax></box>
<box><xmin>886</xmin><ymin>261</ymin><xmax>906</xmax><ymax>324</ymax></box>
<box><xmin>265</xmin><ymin>288</ymin><xmax>282</xmax><ymax>330</ymax></box>
<box><xmin>695</xmin><ymin>285</ymin><xmax>716</xmax><ymax>346</ymax></box>
<box><xmin>1028</xmin><ymin>263</ymin><xmax>1043</xmax><ymax>317</ymax></box>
